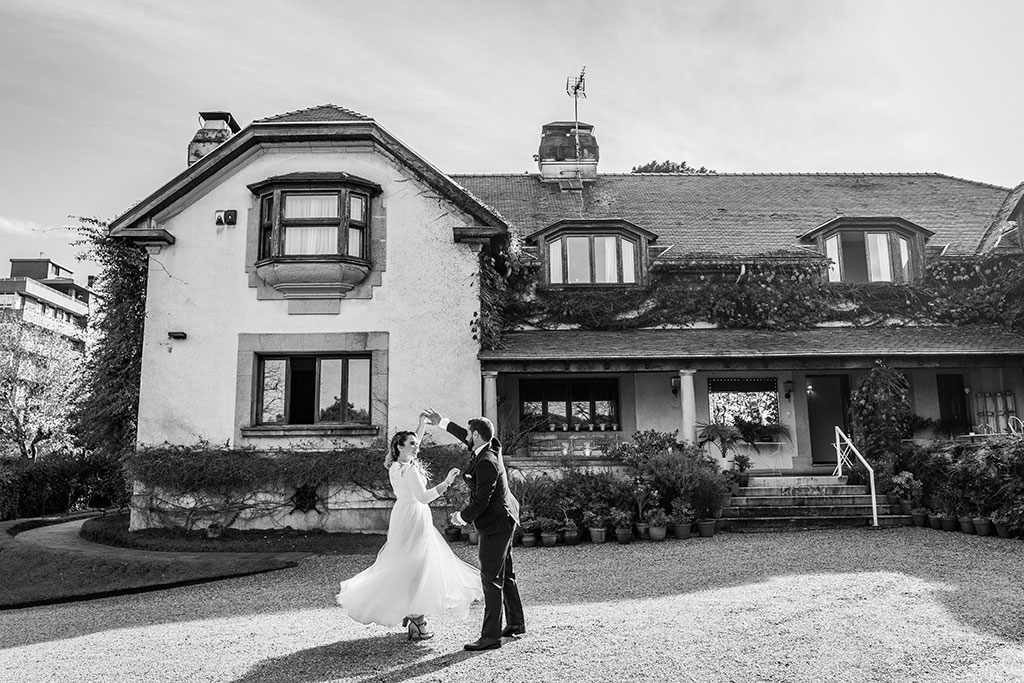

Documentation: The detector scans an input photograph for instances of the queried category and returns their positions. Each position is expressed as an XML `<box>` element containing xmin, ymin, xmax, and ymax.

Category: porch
<box><xmin>478</xmin><ymin>327</ymin><xmax>1024</xmax><ymax>474</ymax></box>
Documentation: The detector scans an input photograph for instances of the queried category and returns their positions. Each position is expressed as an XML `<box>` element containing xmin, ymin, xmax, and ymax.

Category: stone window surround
<box><xmin>236</xmin><ymin>332</ymin><xmax>388</xmax><ymax>443</ymax></box>
<box><xmin>245</xmin><ymin>174</ymin><xmax>388</xmax><ymax>315</ymax></box>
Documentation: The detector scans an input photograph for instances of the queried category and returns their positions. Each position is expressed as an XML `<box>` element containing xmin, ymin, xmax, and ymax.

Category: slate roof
<box><xmin>977</xmin><ymin>181</ymin><xmax>1024</xmax><ymax>254</ymax></box>
<box><xmin>254</xmin><ymin>104</ymin><xmax>372</xmax><ymax>123</ymax></box>
<box><xmin>479</xmin><ymin>327</ymin><xmax>1024</xmax><ymax>361</ymax></box>
<box><xmin>452</xmin><ymin>173</ymin><xmax>1010</xmax><ymax>258</ymax></box>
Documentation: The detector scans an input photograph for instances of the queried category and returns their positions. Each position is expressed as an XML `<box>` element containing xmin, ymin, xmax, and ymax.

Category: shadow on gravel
<box><xmin>231</xmin><ymin>634</ymin><xmax>481</xmax><ymax>683</ymax></box>
<box><xmin>2</xmin><ymin>528</ymin><xmax>1021</xmax><ymax>651</ymax></box>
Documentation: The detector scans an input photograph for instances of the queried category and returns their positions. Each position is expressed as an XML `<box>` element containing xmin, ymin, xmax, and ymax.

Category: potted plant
<box><xmin>560</xmin><ymin>519</ymin><xmax>581</xmax><ymax>545</ymax></box>
<box><xmin>689</xmin><ymin>467</ymin><xmax>727</xmax><ymax>537</ymax></box>
<box><xmin>583</xmin><ymin>506</ymin><xmax>608</xmax><ymax>544</ymax></box>
<box><xmin>697</xmin><ymin>421</ymin><xmax>742</xmax><ymax>461</ymax></box>
<box><xmin>730</xmin><ymin>452</ymin><xmax>754</xmax><ymax>487</ymax></box>
<box><xmin>910</xmin><ymin>506</ymin><xmax>928</xmax><ymax>527</ymax></box>
<box><xmin>890</xmin><ymin>471</ymin><xmax>922</xmax><ymax>516</ymax></box>
<box><xmin>520</xmin><ymin>512</ymin><xmax>539</xmax><ymax>547</ymax></box>
<box><xmin>631</xmin><ymin>476</ymin><xmax>658</xmax><ymax>539</ymax></box>
<box><xmin>670</xmin><ymin>498</ymin><xmax>694</xmax><ymax>539</ymax></box>
<box><xmin>927</xmin><ymin>509</ymin><xmax>942</xmax><ymax>530</ymax></box>
<box><xmin>537</xmin><ymin>516</ymin><xmax>560</xmax><ymax>547</ymax></box>
<box><xmin>465</xmin><ymin>523</ymin><xmax>479</xmax><ymax>544</ymax></box>
<box><xmin>733</xmin><ymin>417</ymin><xmax>792</xmax><ymax>452</ymax></box>
<box><xmin>609</xmin><ymin>507</ymin><xmax>634</xmax><ymax>544</ymax></box>
<box><xmin>444</xmin><ymin>524</ymin><xmax>462</xmax><ymax>542</ymax></box>
<box><xmin>992</xmin><ymin>509</ymin><xmax>1011</xmax><ymax>539</ymax></box>
<box><xmin>644</xmin><ymin>507</ymin><xmax>669</xmax><ymax>541</ymax></box>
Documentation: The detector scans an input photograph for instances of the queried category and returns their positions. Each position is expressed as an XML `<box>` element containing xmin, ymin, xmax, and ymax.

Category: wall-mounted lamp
<box><xmin>964</xmin><ymin>387</ymin><xmax>972</xmax><ymax>396</ymax></box>
<box><xmin>167</xmin><ymin>331</ymin><xmax>187</xmax><ymax>340</ymax></box>
<box><xmin>214</xmin><ymin>209</ymin><xmax>237</xmax><ymax>226</ymax></box>
<box><xmin>806</xmin><ymin>383</ymin><xmax>814</xmax><ymax>393</ymax></box>
<box><xmin>784</xmin><ymin>380</ymin><xmax>794</xmax><ymax>400</ymax></box>
<box><xmin>670</xmin><ymin>376</ymin><xmax>681</xmax><ymax>396</ymax></box>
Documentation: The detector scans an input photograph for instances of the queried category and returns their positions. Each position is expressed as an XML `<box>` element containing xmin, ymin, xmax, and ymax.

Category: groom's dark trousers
<box><xmin>446</xmin><ymin>421</ymin><xmax>525</xmax><ymax>641</ymax></box>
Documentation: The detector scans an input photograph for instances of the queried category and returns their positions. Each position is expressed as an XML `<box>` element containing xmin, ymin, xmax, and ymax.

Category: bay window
<box><xmin>825</xmin><ymin>231</ymin><xmax>915</xmax><ymax>283</ymax></box>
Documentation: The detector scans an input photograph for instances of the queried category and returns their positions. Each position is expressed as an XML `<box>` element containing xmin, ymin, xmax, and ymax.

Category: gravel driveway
<box><xmin>2</xmin><ymin>527</ymin><xmax>1023</xmax><ymax>683</ymax></box>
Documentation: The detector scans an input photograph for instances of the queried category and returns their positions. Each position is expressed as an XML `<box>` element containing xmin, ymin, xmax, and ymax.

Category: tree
<box><xmin>0</xmin><ymin>316</ymin><xmax>84</xmax><ymax>459</ymax></box>
<box><xmin>71</xmin><ymin>217</ymin><xmax>149</xmax><ymax>458</ymax></box>
<box><xmin>631</xmin><ymin>160</ymin><xmax>716</xmax><ymax>174</ymax></box>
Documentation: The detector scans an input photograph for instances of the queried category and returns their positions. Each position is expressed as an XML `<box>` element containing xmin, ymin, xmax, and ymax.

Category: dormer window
<box><xmin>530</xmin><ymin>219</ymin><xmax>655</xmax><ymax>287</ymax></box>
<box><xmin>549</xmin><ymin>234</ymin><xmax>637</xmax><ymax>285</ymax></box>
<box><xmin>800</xmin><ymin>217</ymin><xmax>932</xmax><ymax>285</ymax></box>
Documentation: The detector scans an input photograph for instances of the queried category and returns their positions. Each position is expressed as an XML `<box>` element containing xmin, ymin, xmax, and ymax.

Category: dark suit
<box><xmin>446</xmin><ymin>421</ymin><xmax>524</xmax><ymax>640</ymax></box>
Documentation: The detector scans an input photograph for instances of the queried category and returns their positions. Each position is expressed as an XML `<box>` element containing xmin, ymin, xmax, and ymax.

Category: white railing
<box><xmin>832</xmin><ymin>426</ymin><xmax>878</xmax><ymax>527</ymax></box>
<box><xmin>1009</xmin><ymin>416</ymin><xmax>1024</xmax><ymax>435</ymax></box>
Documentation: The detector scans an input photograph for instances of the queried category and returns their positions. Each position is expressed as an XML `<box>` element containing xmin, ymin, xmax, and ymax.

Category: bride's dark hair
<box><xmin>384</xmin><ymin>430</ymin><xmax>416</xmax><ymax>470</ymax></box>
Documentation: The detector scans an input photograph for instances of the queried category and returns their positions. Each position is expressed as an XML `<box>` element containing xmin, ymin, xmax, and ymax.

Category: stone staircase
<box><xmin>721</xmin><ymin>475</ymin><xmax>911</xmax><ymax>532</ymax></box>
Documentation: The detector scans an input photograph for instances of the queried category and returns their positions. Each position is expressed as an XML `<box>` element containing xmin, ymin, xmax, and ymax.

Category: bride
<box><xmin>336</xmin><ymin>413</ymin><xmax>483</xmax><ymax>640</ymax></box>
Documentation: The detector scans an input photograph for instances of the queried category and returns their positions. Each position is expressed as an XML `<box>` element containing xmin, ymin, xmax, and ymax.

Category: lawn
<box><xmin>0</xmin><ymin>519</ymin><xmax>296</xmax><ymax>609</ymax></box>
<box><xmin>81</xmin><ymin>513</ymin><xmax>387</xmax><ymax>554</ymax></box>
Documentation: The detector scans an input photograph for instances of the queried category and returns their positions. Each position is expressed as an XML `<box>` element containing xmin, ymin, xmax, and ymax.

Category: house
<box><xmin>109</xmin><ymin>104</ymin><xmax>1024</xmax><ymax>530</ymax></box>
<box><xmin>0</xmin><ymin>259</ymin><xmax>92</xmax><ymax>351</ymax></box>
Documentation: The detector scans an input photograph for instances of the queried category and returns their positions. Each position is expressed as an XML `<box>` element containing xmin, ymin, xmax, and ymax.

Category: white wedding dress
<box><xmin>336</xmin><ymin>461</ymin><xmax>483</xmax><ymax>627</ymax></box>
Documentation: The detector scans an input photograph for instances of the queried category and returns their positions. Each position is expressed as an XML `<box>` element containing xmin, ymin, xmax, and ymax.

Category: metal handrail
<box><xmin>832</xmin><ymin>426</ymin><xmax>878</xmax><ymax>527</ymax></box>
<box><xmin>1010</xmin><ymin>416</ymin><xmax>1024</xmax><ymax>435</ymax></box>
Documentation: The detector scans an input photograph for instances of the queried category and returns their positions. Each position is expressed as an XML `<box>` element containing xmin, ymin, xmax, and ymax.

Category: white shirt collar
<box><xmin>473</xmin><ymin>442</ymin><xmax>488</xmax><ymax>456</ymax></box>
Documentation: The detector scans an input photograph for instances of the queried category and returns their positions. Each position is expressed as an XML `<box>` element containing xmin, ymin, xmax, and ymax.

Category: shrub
<box><xmin>688</xmin><ymin>466</ymin><xmax>728</xmax><ymax>520</ymax></box>
<box><xmin>609</xmin><ymin>507</ymin><xmax>634</xmax><ymax>530</ymax></box>
<box><xmin>669</xmin><ymin>497</ymin><xmax>695</xmax><ymax>526</ymax></box>
<box><xmin>582</xmin><ymin>504</ymin><xmax>608</xmax><ymax>528</ymax></box>
<box><xmin>848</xmin><ymin>361</ymin><xmax>913</xmax><ymax>483</ymax></box>
<box><xmin>644</xmin><ymin>507</ymin><xmax>669</xmax><ymax>526</ymax></box>
<box><xmin>890</xmin><ymin>471</ymin><xmax>923</xmax><ymax>504</ymax></box>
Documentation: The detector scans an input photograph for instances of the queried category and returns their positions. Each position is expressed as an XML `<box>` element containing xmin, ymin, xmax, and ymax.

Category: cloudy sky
<box><xmin>1</xmin><ymin>0</ymin><xmax>1022</xmax><ymax>284</ymax></box>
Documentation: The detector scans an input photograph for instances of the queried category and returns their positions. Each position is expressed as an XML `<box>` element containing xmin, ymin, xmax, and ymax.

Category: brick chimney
<box><xmin>535</xmin><ymin>121</ymin><xmax>599</xmax><ymax>184</ymax></box>
<box><xmin>187</xmin><ymin>111</ymin><xmax>240</xmax><ymax>166</ymax></box>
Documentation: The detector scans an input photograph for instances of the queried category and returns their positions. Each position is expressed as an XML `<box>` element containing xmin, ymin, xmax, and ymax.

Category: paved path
<box><xmin>14</xmin><ymin>518</ymin><xmax>308</xmax><ymax>564</ymax></box>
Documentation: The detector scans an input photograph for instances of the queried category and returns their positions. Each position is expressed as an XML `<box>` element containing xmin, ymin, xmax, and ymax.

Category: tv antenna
<box><xmin>566</xmin><ymin>67</ymin><xmax>587</xmax><ymax>168</ymax></box>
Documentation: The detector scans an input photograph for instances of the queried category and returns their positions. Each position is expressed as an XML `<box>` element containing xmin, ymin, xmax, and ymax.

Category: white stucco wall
<box><xmin>135</xmin><ymin>145</ymin><xmax>484</xmax><ymax>448</ymax></box>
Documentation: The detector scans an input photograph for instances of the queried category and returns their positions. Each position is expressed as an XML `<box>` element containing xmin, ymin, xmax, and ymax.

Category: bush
<box><xmin>609</xmin><ymin>507</ymin><xmax>634</xmax><ymax>529</ymax></box>
<box><xmin>0</xmin><ymin>450</ymin><xmax>128</xmax><ymax>520</ymax></box>
<box><xmin>688</xmin><ymin>466</ymin><xmax>729</xmax><ymax>520</ymax></box>
<box><xmin>644</xmin><ymin>507</ymin><xmax>669</xmax><ymax>526</ymax></box>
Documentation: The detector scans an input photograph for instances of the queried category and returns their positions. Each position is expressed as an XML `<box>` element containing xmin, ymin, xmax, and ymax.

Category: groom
<box><xmin>423</xmin><ymin>409</ymin><xmax>525</xmax><ymax>651</ymax></box>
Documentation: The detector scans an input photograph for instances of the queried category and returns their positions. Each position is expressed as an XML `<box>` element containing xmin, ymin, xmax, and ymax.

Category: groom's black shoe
<box><xmin>501</xmin><ymin>625</ymin><xmax>526</xmax><ymax>637</ymax></box>
<box><xmin>464</xmin><ymin>638</ymin><xmax>501</xmax><ymax>651</ymax></box>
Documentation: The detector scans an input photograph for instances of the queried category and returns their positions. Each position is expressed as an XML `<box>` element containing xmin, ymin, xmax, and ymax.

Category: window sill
<box><xmin>241</xmin><ymin>424</ymin><xmax>380</xmax><ymax>438</ymax></box>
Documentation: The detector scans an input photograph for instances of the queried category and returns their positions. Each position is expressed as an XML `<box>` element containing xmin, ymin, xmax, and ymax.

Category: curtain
<box><xmin>284</xmin><ymin>194</ymin><xmax>338</xmax><ymax>219</ymax></box>
<box><xmin>285</xmin><ymin>226</ymin><xmax>337</xmax><ymax>255</ymax></box>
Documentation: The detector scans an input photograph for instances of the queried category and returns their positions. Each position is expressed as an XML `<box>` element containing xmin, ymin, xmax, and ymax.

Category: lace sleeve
<box><xmin>403</xmin><ymin>465</ymin><xmax>441</xmax><ymax>505</ymax></box>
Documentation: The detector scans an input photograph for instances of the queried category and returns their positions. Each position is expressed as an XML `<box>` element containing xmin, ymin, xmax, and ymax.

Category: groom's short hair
<box><xmin>467</xmin><ymin>417</ymin><xmax>493</xmax><ymax>442</ymax></box>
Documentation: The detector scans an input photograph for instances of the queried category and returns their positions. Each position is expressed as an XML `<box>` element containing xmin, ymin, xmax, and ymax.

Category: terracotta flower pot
<box><xmin>649</xmin><ymin>525</ymin><xmax>667</xmax><ymax>542</ymax></box>
<box><xmin>899</xmin><ymin>500</ymin><xmax>913</xmax><ymax>515</ymax></box>
<box><xmin>563</xmin><ymin>530</ymin><xmax>581</xmax><ymax>545</ymax></box>
<box><xmin>635</xmin><ymin>522</ymin><xmax>650</xmax><ymax>539</ymax></box>
<box><xmin>940</xmin><ymin>515</ymin><xmax>958</xmax><ymax>531</ymax></box>
<box><xmin>540</xmin><ymin>531</ymin><xmax>558</xmax><ymax>547</ymax></box>
<box><xmin>994</xmin><ymin>523</ymin><xmax>1010</xmax><ymax>539</ymax></box>
<box><xmin>696</xmin><ymin>519</ymin><xmax>717</xmax><ymax>537</ymax></box>
<box><xmin>927</xmin><ymin>513</ymin><xmax>942</xmax><ymax>530</ymax></box>
<box><xmin>674</xmin><ymin>523</ymin><xmax>692</xmax><ymax>540</ymax></box>
<box><xmin>972</xmin><ymin>518</ymin><xmax>993</xmax><ymax>537</ymax></box>
<box><xmin>614</xmin><ymin>527</ymin><xmax>632</xmax><ymax>544</ymax></box>
<box><xmin>588</xmin><ymin>527</ymin><xmax>607</xmax><ymax>544</ymax></box>
<box><xmin>958</xmin><ymin>516</ymin><xmax>975</xmax><ymax>534</ymax></box>
<box><xmin>444</xmin><ymin>526</ymin><xmax>461</xmax><ymax>542</ymax></box>
<box><xmin>911</xmin><ymin>511</ymin><xmax>928</xmax><ymax>527</ymax></box>
<box><xmin>521</xmin><ymin>533</ymin><xmax>538</xmax><ymax>547</ymax></box>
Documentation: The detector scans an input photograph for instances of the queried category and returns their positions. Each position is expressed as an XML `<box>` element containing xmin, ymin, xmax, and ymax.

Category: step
<box><xmin>725</xmin><ymin>515</ymin><xmax>910</xmax><ymax>531</ymax></box>
<box><xmin>723</xmin><ymin>504</ymin><xmax>897</xmax><ymax>518</ymax></box>
<box><xmin>729</xmin><ymin>495</ymin><xmax>892</xmax><ymax>507</ymax></box>
<box><xmin>739</xmin><ymin>485</ymin><xmax>869</xmax><ymax>497</ymax></box>
<box><xmin>747</xmin><ymin>476</ymin><xmax>847</xmax><ymax>487</ymax></box>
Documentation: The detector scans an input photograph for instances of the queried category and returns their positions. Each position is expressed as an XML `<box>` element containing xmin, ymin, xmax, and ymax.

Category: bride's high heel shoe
<box><xmin>405</xmin><ymin>615</ymin><xmax>433</xmax><ymax>641</ymax></box>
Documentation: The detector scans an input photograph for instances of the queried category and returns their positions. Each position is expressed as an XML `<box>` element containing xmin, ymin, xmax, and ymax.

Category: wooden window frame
<box><xmin>822</xmin><ymin>228</ymin><xmax>921</xmax><ymax>284</ymax></box>
<box><xmin>519</xmin><ymin>378</ymin><xmax>620</xmax><ymax>430</ymax></box>
<box><xmin>255</xmin><ymin>354</ymin><xmax>372</xmax><ymax>426</ymax></box>
<box><xmin>546</xmin><ymin>233</ymin><xmax>640</xmax><ymax>286</ymax></box>
<box><xmin>256</xmin><ymin>187</ymin><xmax>371</xmax><ymax>262</ymax></box>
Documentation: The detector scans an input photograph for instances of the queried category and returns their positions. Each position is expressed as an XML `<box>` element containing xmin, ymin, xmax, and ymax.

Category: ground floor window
<box><xmin>256</xmin><ymin>355</ymin><xmax>371</xmax><ymax>425</ymax></box>
<box><xmin>708</xmin><ymin>377</ymin><xmax>781</xmax><ymax>441</ymax></box>
<box><xmin>520</xmin><ymin>378</ymin><xmax>619</xmax><ymax>430</ymax></box>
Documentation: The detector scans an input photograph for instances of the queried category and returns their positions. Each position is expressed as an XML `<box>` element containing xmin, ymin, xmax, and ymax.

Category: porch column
<box><xmin>679</xmin><ymin>369</ymin><xmax>697</xmax><ymax>445</ymax></box>
<box><xmin>482</xmin><ymin>370</ymin><xmax>498</xmax><ymax>429</ymax></box>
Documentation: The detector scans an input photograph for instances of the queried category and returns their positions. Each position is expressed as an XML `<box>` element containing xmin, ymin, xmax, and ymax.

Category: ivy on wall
<box><xmin>479</xmin><ymin>250</ymin><xmax>1024</xmax><ymax>349</ymax></box>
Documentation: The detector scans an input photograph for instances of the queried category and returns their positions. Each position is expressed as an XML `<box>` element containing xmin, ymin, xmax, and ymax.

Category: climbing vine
<box><xmin>479</xmin><ymin>250</ymin><xmax>1024</xmax><ymax>349</ymax></box>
